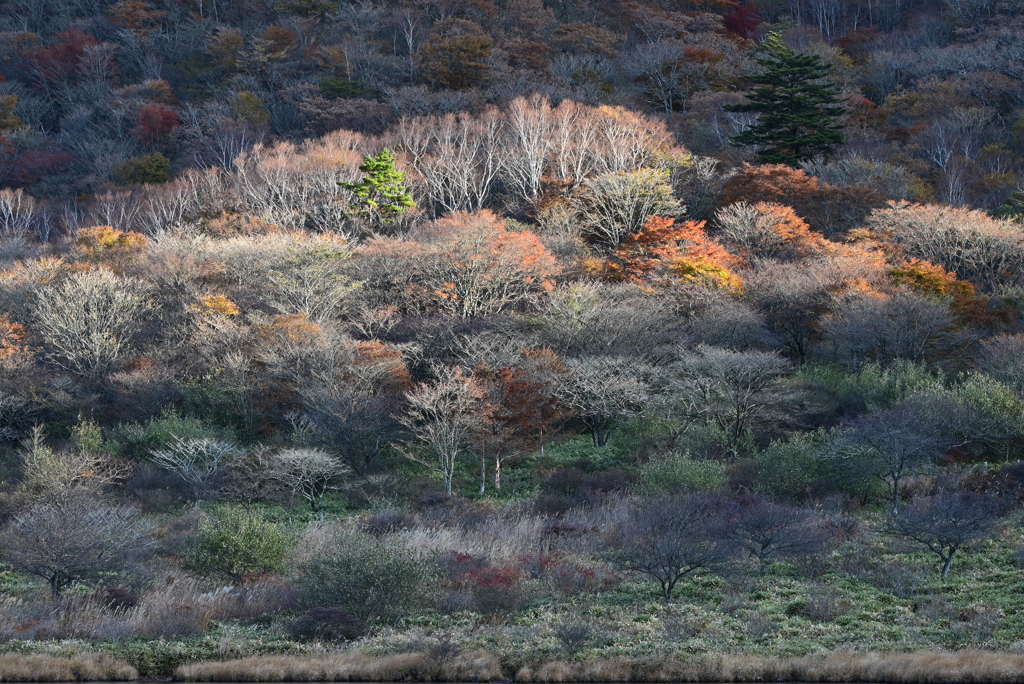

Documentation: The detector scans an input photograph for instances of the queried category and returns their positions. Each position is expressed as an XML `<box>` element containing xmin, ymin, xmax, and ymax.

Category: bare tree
<box><xmin>574</xmin><ymin>168</ymin><xmax>682</xmax><ymax>246</ymax></box>
<box><xmin>269</xmin><ymin>448</ymin><xmax>350</xmax><ymax>512</ymax></box>
<box><xmin>20</xmin><ymin>425</ymin><xmax>130</xmax><ymax>502</ymax></box>
<box><xmin>399</xmin><ymin>366</ymin><xmax>486</xmax><ymax>496</ymax></box>
<box><xmin>295</xmin><ymin>382</ymin><xmax>404</xmax><ymax>476</ymax></box>
<box><xmin>671</xmin><ymin>156</ymin><xmax>733</xmax><ymax>220</ymax></box>
<box><xmin>888</xmin><ymin>492</ymin><xmax>1003</xmax><ymax>577</ymax></box>
<box><xmin>267</xmin><ymin>240</ymin><xmax>358</xmax><ymax>322</ymax></box>
<box><xmin>33</xmin><ymin>268</ymin><xmax>148</xmax><ymax>381</ymax></box>
<box><xmin>865</xmin><ymin>201</ymin><xmax>1024</xmax><ymax>291</ymax></box>
<box><xmin>978</xmin><ymin>334</ymin><xmax>1024</xmax><ymax>393</ymax></box>
<box><xmin>827</xmin><ymin>405</ymin><xmax>941</xmax><ymax>511</ymax></box>
<box><xmin>0</xmin><ymin>189</ymin><xmax>37</xmax><ymax>240</ymax></box>
<box><xmin>396</xmin><ymin>110</ymin><xmax>505</xmax><ymax>215</ymax></box>
<box><xmin>150</xmin><ymin>437</ymin><xmax>244</xmax><ymax>500</ymax></box>
<box><xmin>2</xmin><ymin>497</ymin><xmax>153</xmax><ymax>597</ymax></box>
<box><xmin>535</xmin><ymin>283</ymin><xmax>682</xmax><ymax>357</ymax></box>
<box><xmin>614</xmin><ymin>494</ymin><xmax>736</xmax><ymax>600</ymax></box>
<box><xmin>823</xmin><ymin>291</ymin><xmax>969</xmax><ymax>368</ymax></box>
<box><xmin>744</xmin><ymin>264</ymin><xmax>832</xmax><ymax>362</ymax></box>
<box><xmin>800</xmin><ymin>156</ymin><xmax>917</xmax><ymax>202</ymax></box>
<box><xmin>555</xmin><ymin>355</ymin><xmax>650</xmax><ymax>447</ymax></box>
<box><xmin>502</xmin><ymin>94</ymin><xmax>553</xmax><ymax>205</ymax></box>
<box><xmin>726</xmin><ymin>498</ymin><xmax>831</xmax><ymax>576</ymax></box>
<box><xmin>673</xmin><ymin>345</ymin><xmax>798</xmax><ymax>455</ymax></box>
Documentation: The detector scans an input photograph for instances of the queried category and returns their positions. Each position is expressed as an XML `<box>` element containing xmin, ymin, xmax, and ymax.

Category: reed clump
<box><xmin>177</xmin><ymin>649</ymin><xmax>1024</xmax><ymax>682</ymax></box>
<box><xmin>520</xmin><ymin>650</ymin><xmax>1024</xmax><ymax>682</ymax></box>
<box><xmin>174</xmin><ymin>650</ymin><xmax>502</xmax><ymax>682</ymax></box>
<box><xmin>0</xmin><ymin>653</ymin><xmax>137</xmax><ymax>682</ymax></box>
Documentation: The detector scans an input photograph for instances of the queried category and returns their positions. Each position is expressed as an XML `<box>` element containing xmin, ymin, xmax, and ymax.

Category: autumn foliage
<box><xmin>357</xmin><ymin>210</ymin><xmax>559</xmax><ymax>316</ymax></box>
<box><xmin>134</xmin><ymin>104</ymin><xmax>180</xmax><ymax>146</ymax></box>
<box><xmin>76</xmin><ymin>226</ymin><xmax>147</xmax><ymax>270</ymax></box>
<box><xmin>587</xmin><ymin>216</ymin><xmax>743</xmax><ymax>291</ymax></box>
<box><xmin>720</xmin><ymin>165</ymin><xmax>886</xmax><ymax>234</ymax></box>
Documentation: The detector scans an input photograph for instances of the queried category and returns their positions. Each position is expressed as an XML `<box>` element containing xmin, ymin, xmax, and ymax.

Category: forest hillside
<box><xmin>2</xmin><ymin>0</ymin><xmax>1024</xmax><ymax>679</ymax></box>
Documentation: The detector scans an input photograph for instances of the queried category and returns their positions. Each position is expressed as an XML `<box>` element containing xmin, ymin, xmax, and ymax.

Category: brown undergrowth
<box><xmin>0</xmin><ymin>653</ymin><xmax>137</xmax><ymax>682</ymax></box>
<box><xmin>174</xmin><ymin>649</ymin><xmax>1024</xmax><ymax>682</ymax></box>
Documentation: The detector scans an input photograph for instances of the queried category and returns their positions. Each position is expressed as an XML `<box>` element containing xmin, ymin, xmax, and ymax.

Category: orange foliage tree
<box><xmin>76</xmin><ymin>226</ymin><xmax>147</xmax><ymax>271</ymax></box>
<box><xmin>107</xmin><ymin>0</ymin><xmax>166</xmax><ymax>29</ymax></box>
<box><xmin>888</xmin><ymin>258</ymin><xmax>1012</xmax><ymax>328</ymax></box>
<box><xmin>133</xmin><ymin>103</ymin><xmax>179</xmax><ymax>146</ymax></box>
<box><xmin>587</xmin><ymin>216</ymin><xmax>743</xmax><ymax>291</ymax></box>
<box><xmin>715</xmin><ymin>202</ymin><xmax>830</xmax><ymax>261</ymax></box>
<box><xmin>423</xmin><ymin>210</ymin><xmax>560</xmax><ymax>317</ymax></box>
<box><xmin>719</xmin><ymin>164</ymin><xmax>885</xmax><ymax>234</ymax></box>
<box><xmin>0</xmin><ymin>315</ymin><xmax>31</xmax><ymax>371</ymax></box>
<box><xmin>889</xmin><ymin>259</ymin><xmax>976</xmax><ymax>302</ymax></box>
<box><xmin>473</xmin><ymin>359</ymin><xmax>564</xmax><ymax>490</ymax></box>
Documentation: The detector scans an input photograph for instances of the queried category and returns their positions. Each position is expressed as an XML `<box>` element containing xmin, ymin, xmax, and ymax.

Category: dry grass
<box><xmin>520</xmin><ymin>651</ymin><xmax>1024</xmax><ymax>682</ymax></box>
<box><xmin>398</xmin><ymin>511</ymin><xmax>549</xmax><ymax>564</ymax></box>
<box><xmin>0</xmin><ymin>653</ymin><xmax>137</xmax><ymax>682</ymax></box>
<box><xmin>0</xmin><ymin>572</ymin><xmax>294</xmax><ymax>642</ymax></box>
<box><xmin>175</xmin><ymin>650</ymin><xmax>502</xmax><ymax>682</ymax></box>
<box><xmin>131</xmin><ymin>571</ymin><xmax>295</xmax><ymax>638</ymax></box>
<box><xmin>177</xmin><ymin>650</ymin><xmax>1024</xmax><ymax>682</ymax></box>
<box><xmin>294</xmin><ymin>508</ymin><xmax>552</xmax><ymax>568</ymax></box>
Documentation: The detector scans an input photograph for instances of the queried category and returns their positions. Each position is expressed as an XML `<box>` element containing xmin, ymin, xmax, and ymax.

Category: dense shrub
<box><xmin>297</xmin><ymin>530</ymin><xmax>436</xmax><ymax>624</ymax></box>
<box><xmin>181</xmin><ymin>506</ymin><xmax>293</xmax><ymax>585</ymax></box>
<box><xmin>636</xmin><ymin>451</ymin><xmax>728</xmax><ymax>496</ymax></box>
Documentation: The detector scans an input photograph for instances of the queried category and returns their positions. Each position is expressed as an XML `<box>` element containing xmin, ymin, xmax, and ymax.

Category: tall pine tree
<box><xmin>726</xmin><ymin>34</ymin><xmax>846</xmax><ymax>166</ymax></box>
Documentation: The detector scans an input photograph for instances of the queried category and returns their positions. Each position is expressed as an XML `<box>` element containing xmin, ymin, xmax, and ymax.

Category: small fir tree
<box><xmin>339</xmin><ymin>148</ymin><xmax>416</xmax><ymax>223</ymax></box>
<box><xmin>725</xmin><ymin>34</ymin><xmax>846</xmax><ymax>166</ymax></box>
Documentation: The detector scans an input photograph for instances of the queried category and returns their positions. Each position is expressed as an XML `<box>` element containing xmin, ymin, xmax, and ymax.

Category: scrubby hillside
<box><xmin>3</xmin><ymin>1</ymin><xmax>1024</xmax><ymax>676</ymax></box>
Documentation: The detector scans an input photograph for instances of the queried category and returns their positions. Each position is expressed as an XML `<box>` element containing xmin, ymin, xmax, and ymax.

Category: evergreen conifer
<box><xmin>726</xmin><ymin>34</ymin><xmax>846</xmax><ymax>166</ymax></box>
<box><xmin>339</xmin><ymin>148</ymin><xmax>416</xmax><ymax>222</ymax></box>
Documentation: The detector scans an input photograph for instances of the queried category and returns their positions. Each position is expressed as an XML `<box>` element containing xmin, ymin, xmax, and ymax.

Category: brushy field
<box><xmin>4</xmin><ymin>517</ymin><xmax>1024</xmax><ymax>681</ymax></box>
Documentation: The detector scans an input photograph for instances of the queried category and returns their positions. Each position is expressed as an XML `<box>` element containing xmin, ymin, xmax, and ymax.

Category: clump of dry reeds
<box><xmin>177</xmin><ymin>650</ymin><xmax>1024</xmax><ymax>682</ymax></box>
<box><xmin>518</xmin><ymin>651</ymin><xmax>1024</xmax><ymax>683</ymax></box>
<box><xmin>0</xmin><ymin>653</ymin><xmax>137</xmax><ymax>682</ymax></box>
<box><xmin>175</xmin><ymin>650</ymin><xmax>502</xmax><ymax>682</ymax></box>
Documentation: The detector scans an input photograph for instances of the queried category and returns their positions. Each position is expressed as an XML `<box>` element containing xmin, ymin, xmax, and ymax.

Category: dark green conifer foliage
<box><xmin>726</xmin><ymin>34</ymin><xmax>846</xmax><ymax>166</ymax></box>
<box><xmin>339</xmin><ymin>148</ymin><xmax>416</xmax><ymax>222</ymax></box>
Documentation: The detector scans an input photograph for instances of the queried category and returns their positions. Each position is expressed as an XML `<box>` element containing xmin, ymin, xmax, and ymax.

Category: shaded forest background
<box><xmin>0</xmin><ymin>0</ymin><xmax>1022</xmax><ymax>211</ymax></box>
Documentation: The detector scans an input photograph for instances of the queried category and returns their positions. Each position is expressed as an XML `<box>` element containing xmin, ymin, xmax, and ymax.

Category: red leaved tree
<box><xmin>134</xmin><ymin>103</ymin><xmax>179</xmax><ymax>146</ymax></box>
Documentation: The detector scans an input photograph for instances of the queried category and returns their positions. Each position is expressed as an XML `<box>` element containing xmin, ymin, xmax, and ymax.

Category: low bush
<box><xmin>554</xmin><ymin>622</ymin><xmax>593</xmax><ymax>656</ymax></box>
<box><xmin>289</xmin><ymin>607</ymin><xmax>368</xmax><ymax>642</ymax></box>
<box><xmin>460</xmin><ymin>565</ymin><xmax>529</xmax><ymax>615</ymax></box>
<box><xmin>113</xmin><ymin>410</ymin><xmax>236</xmax><ymax>460</ymax></box>
<box><xmin>296</xmin><ymin>529</ymin><xmax>436</xmax><ymax>624</ymax></box>
<box><xmin>181</xmin><ymin>506</ymin><xmax>294</xmax><ymax>585</ymax></box>
<box><xmin>636</xmin><ymin>451</ymin><xmax>727</xmax><ymax>496</ymax></box>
